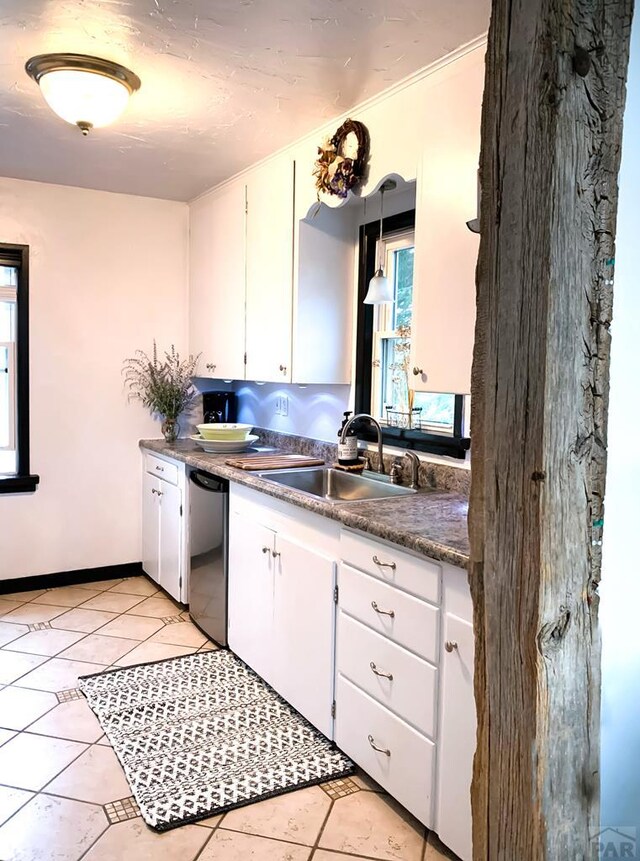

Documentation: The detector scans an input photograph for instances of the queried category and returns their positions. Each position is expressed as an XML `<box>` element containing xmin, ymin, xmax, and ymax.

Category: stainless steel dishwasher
<box><xmin>188</xmin><ymin>469</ymin><xmax>228</xmax><ymax>646</ymax></box>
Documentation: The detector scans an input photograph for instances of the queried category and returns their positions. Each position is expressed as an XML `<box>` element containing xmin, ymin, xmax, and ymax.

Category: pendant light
<box><xmin>25</xmin><ymin>53</ymin><xmax>141</xmax><ymax>135</ymax></box>
<box><xmin>363</xmin><ymin>179</ymin><xmax>396</xmax><ymax>304</ymax></box>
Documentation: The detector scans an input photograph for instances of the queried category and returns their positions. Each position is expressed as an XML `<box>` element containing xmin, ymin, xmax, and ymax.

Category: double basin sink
<box><xmin>256</xmin><ymin>466</ymin><xmax>417</xmax><ymax>504</ymax></box>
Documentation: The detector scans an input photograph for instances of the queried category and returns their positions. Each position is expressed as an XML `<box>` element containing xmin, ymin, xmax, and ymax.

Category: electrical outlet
<box><xmin>275</xmin><ymin>395</ymin><xmax>289</xmax><ymax>416</ymax></box>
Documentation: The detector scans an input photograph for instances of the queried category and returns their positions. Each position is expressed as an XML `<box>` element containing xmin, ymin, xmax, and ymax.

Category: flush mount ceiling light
<box><xmin>25</xmin><ymin>53</ymin><xmax>141</xmax><ymax>135</ymax></box>
<box><xmin>363</xmin><ymin>179</ymin><xmax>396</xmax><ymax>305</ymax></box>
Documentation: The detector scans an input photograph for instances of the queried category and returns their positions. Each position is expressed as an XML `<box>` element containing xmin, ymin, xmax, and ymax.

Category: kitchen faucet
<box><xmin>404</xmin><ymin>450</ymin><xmax>420</xmax><ymax>489</ymax></box>
<box><xmin>340</xmin><ymin>413</ymin><xmax>385</xmax><ymax>475</ymax></box>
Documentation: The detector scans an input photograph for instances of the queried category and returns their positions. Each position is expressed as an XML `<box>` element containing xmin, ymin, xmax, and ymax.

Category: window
<box><xmin>0</xmin><ymin>245</ymin><xmax>38</xmax><ymax>493</ymax></box>
<box><xmin>355</xmin><ymin>211</ymin><xmax>469</xmax><ymax>459</ymax></box>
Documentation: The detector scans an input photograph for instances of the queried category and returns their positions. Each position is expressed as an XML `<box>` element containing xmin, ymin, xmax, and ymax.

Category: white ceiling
<box><xmin>0</xmin><ymin>1</ymin><xmax>489</xmax><ymax>201</ymax></box>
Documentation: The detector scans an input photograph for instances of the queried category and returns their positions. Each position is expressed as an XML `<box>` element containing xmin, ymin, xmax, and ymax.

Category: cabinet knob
<box><xmin>412</xmin><ymin>367</ymin><xmax>424</xmax><ymax>376</ymax></box>
<box><xmin>206</xmin><ymin>363</ymin><xmax>217</xmax><ymax>372</ymax></box>
<box><xmin>445</xmin><ymin>641</ymin><xmax>458</xmax><ymax>653</ymax></box>
<box><xmin>371</xmin><ymin>600</ymin><xmax>395</xmax><ymax>619</ymax></box>
<box><xmin>272</xmin><ymin>550</ymin><xmax>281</xmax><ymax>558</ymax></box>
<box><xmin>372</xmin><ymin>554</ymin><xmax>396</xmax><ymax>570</ymax></box>
<box><xmin>155</xmin><ymin>465</ymin><xmax>164</xmax><ymax>472</ymax></box>
<box><xmin>151</xmin><ymin>488</ymin><xmax>163</xmax><ymax>497</ymax></box>
<box><xmin>262</xmin><ymin>546</ymin><xmax>270</xmax><ymax>554</ymax></box>
<box><xmin>279</xmin><ymin>364</ymin><xmax>287</xmax><ymax>374</ymax></box>
<box><xmin>368</xmin><ymin>734</ymin><xmax>391</xmax><ymax>757</ymax></box>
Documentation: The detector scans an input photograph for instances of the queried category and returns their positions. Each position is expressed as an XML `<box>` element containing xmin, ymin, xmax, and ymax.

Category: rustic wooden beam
<box><xmin>469</xmin><ymin>1</ymin><xmax>634</xmax><ymax>858</ymax></box>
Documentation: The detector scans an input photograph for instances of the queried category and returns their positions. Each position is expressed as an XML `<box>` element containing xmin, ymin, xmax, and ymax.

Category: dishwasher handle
<box><xmin>189</xmin><ymin>470</ymin><xmax>228</xmax><ymax>493</ymax></box>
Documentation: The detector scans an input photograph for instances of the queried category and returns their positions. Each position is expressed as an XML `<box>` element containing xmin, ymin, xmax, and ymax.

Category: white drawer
<box><xmin>340</xmin><ymin>563</ymin><xmax>439</xmax><ymax>664</ymax></box>
<box><xmin>145</xmin><ymin>453</ymin><xmax>179</xmax><ymax>485</ymax></box>
<box><xmin>335</xmin><ymin>674</ymin><xmax>435</xmax><ymax>827</ymax></box>
<box><xmin>337</xmin><ymin>612</ymin><xmax>438</xmax><ymax>739</ymax></box>
<box><xmin>341</xmin><ymin>529</ymin><xmax>440</xmax><ymax>605</ymax></box>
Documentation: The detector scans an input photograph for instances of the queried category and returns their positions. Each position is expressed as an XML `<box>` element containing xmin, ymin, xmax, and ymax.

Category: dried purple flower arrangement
<box><xmin>122</xmin><ymin>342</ymin><xmax>200</xmax><ymax>442</ymax></box>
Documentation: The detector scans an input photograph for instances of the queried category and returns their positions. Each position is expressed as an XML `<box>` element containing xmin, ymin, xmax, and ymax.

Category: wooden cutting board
<box><xmin>225</xmin><ymin>454</ymin><xmax>324</xmax><ymax>471</ymax></box>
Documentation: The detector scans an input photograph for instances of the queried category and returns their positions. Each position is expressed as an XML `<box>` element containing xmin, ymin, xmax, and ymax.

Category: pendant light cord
<box><xmin>377</xmin><ymin>185</ymin><xmax>385</xmax><ymax>272</ymax></box>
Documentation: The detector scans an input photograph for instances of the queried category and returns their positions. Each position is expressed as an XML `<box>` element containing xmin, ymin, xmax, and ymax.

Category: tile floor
<box><xmin>0</xmin><ymin>575</ymin><xmax>457</xmax><ymax>861</ymax></box>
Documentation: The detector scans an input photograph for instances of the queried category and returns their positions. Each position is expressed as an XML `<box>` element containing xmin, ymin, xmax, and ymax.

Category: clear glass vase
<box><xmin>161</xmin><ymin>417</ymin><xmax>179</xmax><ymax>443</ymax></box>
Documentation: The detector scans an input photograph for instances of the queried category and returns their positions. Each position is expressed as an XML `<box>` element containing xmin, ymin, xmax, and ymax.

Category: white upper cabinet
<box><xmin>292</xmin><ymin>200</ymin><xmax>356</xmax><ymax>385</ymax></box>
<box><xmin>245</xmin><ymin>154</ymin><xmax>295</xmax><ymax>383</ymax></box>
<box><xmin>189</xmin><ymin>181</ymin><xmax>246</xmax><ymax>380</ymax></box>
<box><xmin>410</xmin><ymin>69</ymin><xmax>482</xmax><ymax>395</ymax></box>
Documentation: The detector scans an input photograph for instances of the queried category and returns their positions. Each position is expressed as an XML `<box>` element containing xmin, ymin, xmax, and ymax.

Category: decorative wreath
<box><xmin>313</xmin><ymin>118</ymin><xmax>370</xmax><ymax>199</ymax></box>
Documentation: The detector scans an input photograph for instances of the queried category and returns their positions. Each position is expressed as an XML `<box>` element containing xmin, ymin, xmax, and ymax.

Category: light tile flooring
<box><xmin>0</xmin><ymin>575</ymin><xmax>457</xmax><ymax>861</ymax></box>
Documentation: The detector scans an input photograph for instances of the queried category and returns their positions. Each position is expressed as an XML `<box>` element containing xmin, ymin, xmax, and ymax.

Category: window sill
<box><xmin>0</xmin><ymin>474</ymin><xmax>40</xmax><ymax>494</ymax></box>
<box><xmin>358</xmin><ymin>425</ymin><xmax>470</xmax><ymax>459</ymax></box>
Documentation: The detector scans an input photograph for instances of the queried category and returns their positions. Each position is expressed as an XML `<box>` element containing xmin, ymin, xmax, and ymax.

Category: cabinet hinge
<box><xmin>331</xmin><ymin>700</ymin><xmax>336</xmax><ymax>718</ymax></box>
<box><xmin>179</xmin><ymin>576</ymin><xmax>182</xmax><ymax>589</ymax></box>
<box><xmin>333</xmin><ymin>585</ymin><xmax>339</xmax><ymax>604</ymax></box>
<box><xmin>244</xmin><ymin>352</ymin><xmax>247</xmax><ymax>365</ymax></box>
<box><xmin>179</xmin><ymin>504</ymin><xmax>183</xmax><ymax>517</ymax></box>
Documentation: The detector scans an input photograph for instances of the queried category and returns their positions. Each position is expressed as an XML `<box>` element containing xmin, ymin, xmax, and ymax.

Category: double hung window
<box><xmin>355</xmin><ymin>212</ymin><xmax>468</xmax><ymax>458</ymax></box>
<box><xmin>0</xmin><ymin>245</ymin><xmax>38</xmax><ymax>492</ymax></box>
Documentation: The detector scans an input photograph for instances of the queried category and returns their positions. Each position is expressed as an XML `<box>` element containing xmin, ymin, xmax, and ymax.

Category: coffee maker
<box><xmin>202</xmin><ymin>391</ymin><xmax>237</xmax><ymax>424</ymax></box>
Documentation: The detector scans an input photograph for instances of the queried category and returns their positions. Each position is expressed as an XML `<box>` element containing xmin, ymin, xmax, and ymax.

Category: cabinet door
<box><xmin>437</xmin><ymin>612</ymin><xmax>475</xmax><ymax>861</ymax></box>
<box><xmin>245</xmin><ymin>155</ymin><xmax>294</xmax><ymax>383</ymax></box>
<box><xmin>274</xmin><ymin>534</ymin><xmax>336</xmax><ymax>738</ymax></box>
<box><xmin>189</xmin><ymin>181</ymin><xmax>246</xmax><ymax>380</ymax></box>
<box><xmin>410</xmin><ymin>76</ymin><xmax>482</xmax><ymax>395</ymax></box>
<box><xmin>142</xmin><ymin>472</ymin><xmax>160</xmax><ymax>585</ymax></box>
<box><xmin>228</xmin><ymin>508</ymin><xmax>276</xmax><ymax>685</ymax></box>
<box><xmin>158</xmin><ymin>480</ymin><xmax>183</xmax><ymax>603</ymax></box>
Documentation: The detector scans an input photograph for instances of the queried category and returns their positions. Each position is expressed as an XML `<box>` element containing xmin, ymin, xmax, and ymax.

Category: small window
<box><xmin>355</xmin><ymin>211</ymin><xmax>469</xmax><ymax>459</ymax></box>
<box><xmin>0</xmin><ymin>245</ymin><xmax>38</xmax><ymax>493</ymax></box>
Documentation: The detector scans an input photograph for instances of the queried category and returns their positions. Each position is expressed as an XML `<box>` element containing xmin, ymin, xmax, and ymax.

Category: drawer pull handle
<box><xmin>155</xmin><ymin>465</ymin><xmax>164</xmax><ymax>472</ymax></box>
<box><xmin>372</xmin><ymin>555</ymin><xmax>396</xmax><ymax>570</ymax></box>
<box><xmin>262</xmin><ymin>546</ymin><xmax>270</xmax><ymax>554</ymax></box>
<box><xmin>151</xmin><ymin>488</ymin><xmax>163</xmax><ymax>497</ymax></box>
<box><xmin>370</xmin><ymin>661</ymin><xmax>393</xmax><ymax>681</ymax></box>
<box><xmin>371</xmin><ymin>601</ymin><xmax>395</xmax><ymax>619</ymax></box>
<box><xmin>368</xmin><ymin>734</ymin><xmax>391</xmax><ymax>757</ymax></box>
<box><xmin>445</xmin><ymin>641</ymin><xmax>458</xmax><ymax>653</ymax></box>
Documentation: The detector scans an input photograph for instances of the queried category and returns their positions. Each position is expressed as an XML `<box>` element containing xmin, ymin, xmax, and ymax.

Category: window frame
<box><xmin>354</xmin><ymin>211</ymin><xmax>470</xmax><ymax>459</ymax></box>
<box><xmin>0</xmin><ymin>244</ymin><xmax>39</xmax><ymax>493</ymax></box>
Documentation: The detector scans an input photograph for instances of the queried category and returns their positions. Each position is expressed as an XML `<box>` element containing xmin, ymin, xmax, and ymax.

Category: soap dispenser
<box><xmin>337</xmin><ymin>411</ymin><xmax>359</xmax><ymax>466</ymax></box>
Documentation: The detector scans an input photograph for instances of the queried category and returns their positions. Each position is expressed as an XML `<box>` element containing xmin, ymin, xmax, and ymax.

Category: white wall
<box><xmin>0</xmin><ymin>177</ymin><xmax>188</xmax><ymax>581</ymax></box>
<box><xmin>600</xmin><ymin>20</ymin><xmax>640</xmax><ymax>832</ymax></box>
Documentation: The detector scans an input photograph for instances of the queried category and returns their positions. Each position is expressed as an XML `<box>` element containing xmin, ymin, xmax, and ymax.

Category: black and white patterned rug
<box><xmin>79</xmin><ymin>649</ymin><xmax>353</xmax><ymax>831</ymax></box>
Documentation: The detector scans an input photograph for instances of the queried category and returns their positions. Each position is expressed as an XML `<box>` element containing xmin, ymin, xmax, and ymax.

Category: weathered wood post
<box><xmin>469</xmin><ymin>1</ymin><xmax>634</xmax><ymax>858</ymax></box>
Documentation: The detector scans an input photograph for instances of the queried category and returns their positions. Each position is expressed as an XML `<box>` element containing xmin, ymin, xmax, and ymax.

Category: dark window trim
<box><xmin>0</xmin><ymin>244</ymin><xmax>39</xmax><ymax>494</ymax></box>
<box><xmin>354</xmin><ymin>211</ymin><xmax>470</xmax><ymax>460</ymax></box>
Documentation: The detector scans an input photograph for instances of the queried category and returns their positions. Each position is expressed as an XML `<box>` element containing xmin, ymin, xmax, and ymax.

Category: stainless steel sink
<box><xmin>256</xmin><ymin>467</ymin><xmax>417</xmax><ymax>503</ymax></box>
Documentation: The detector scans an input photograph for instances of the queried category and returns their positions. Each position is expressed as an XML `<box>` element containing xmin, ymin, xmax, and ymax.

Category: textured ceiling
<box><xmin>0</xmin><ymin>0</ymin><xmax>490</xmax><ymax>201</ymax></box>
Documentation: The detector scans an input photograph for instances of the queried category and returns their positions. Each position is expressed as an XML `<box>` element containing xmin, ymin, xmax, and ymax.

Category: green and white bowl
<box><xmin>196</xmin><ymin>423</ymin><xmax>254</xmax><ymax>441</ymax></box>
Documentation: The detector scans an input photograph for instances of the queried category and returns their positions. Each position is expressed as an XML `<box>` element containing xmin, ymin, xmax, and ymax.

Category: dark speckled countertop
<box><xmin>141</xmin><ymin>439</ymin><xmax>470</xmax><ymax>569</ymax></box>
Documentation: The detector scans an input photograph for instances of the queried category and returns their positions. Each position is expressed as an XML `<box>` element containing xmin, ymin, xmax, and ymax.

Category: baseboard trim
<box><xmin>0</xmin><ymin>562</ymin><xmax>144</xmax><ymax>595</ymax></box>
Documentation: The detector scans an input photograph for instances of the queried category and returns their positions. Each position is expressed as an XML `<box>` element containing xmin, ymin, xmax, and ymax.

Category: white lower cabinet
<box><xmin>436</xmin><ymin>573</ymin><xmax>476</xmax><ymax>861</ymax></box>
<box><xmin>335</xmin><ymin>675</ymin><xmax>436</xmax><ymax>826</ymax></box>
<box><xmin>337</xmin><ymin>613</ymin><xmax>438</xmax><ymax>738</ymax></box>
<box><xmin>141</xmin><ymin>451</ymin><xmax>186</xmax><ymax>604</ymax></box>
<box><xmin>228</xmin><ymin>484</ymin><xmax>337</xmax><ymax>738</ymax></box>
<box><xmin>227</xmin><ymin>507</ymin><xmax>276</xmax><ymax>685</ymax></box>
<box><xmin>337</xmin><ymin>530</ymin><xmax>475</xmax><ymax>860</ymax></box>
<box><xmin>224</xmin><ymin>483</ymin><xmax>475</xmax><ymax>860</ymax></box>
